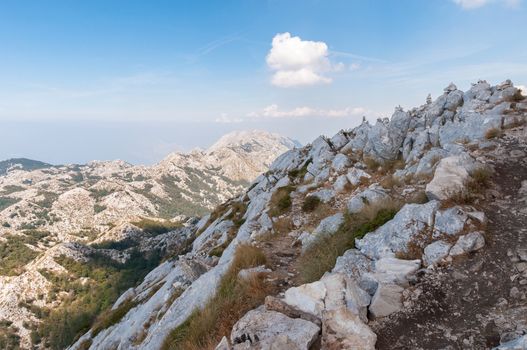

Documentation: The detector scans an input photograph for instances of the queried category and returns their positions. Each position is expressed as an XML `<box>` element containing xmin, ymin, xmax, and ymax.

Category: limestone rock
<box><xmin>321</xmin><ymin>273</ymin><xmax>371</xmax><ymax>322</ymax></box>
<box><xmin>322</xmin><ymin>308</ymin><xmax>376</xmax><ymax>350</ymax></box>
<box><xmin>264</xmin><ymin>296</ymin><xmax>321</xmax><ymax>326</ymax></box>
<box><xmin>310</xmin><ymin>188</ymin><xmax>336</xmax><ymax>203</ymax></box>
<box><xmin>230</xmin><ymin>307</ymin><xmax>320</xmax><ymax>349</ymax></box>
<box><xmin>302</xmin><ymin>213</ymin><xmax>344</xmax><ymax>250</ymax></box>
<box><xmin>426</xmin><ymin>156</ymin><xmax>471</xmax><ymax>200</ymax></box>
<box><xmin>369</xmin><ymin>283</ymin><xmax>404</xmax><ymax>318</ymax></box>
<box><xmin>347</xmin><ymin>187</ymin><xmax>389</xmax><ymax>214</ymax></box>
<box><xmin>356</xmin><ymin>201</ymin><xmax>439</xmax><ymax>259</ymax></box>
<box><xmin>374</xmin><ymin>257</ymin><xmax>421</xmax><ymax>286</ymax></box>
<box><xmin>283</xmin><ymin>281</ymin><xmax>326</xmax><ymax>318</ymax></box>
<box><xmin>449</xmin><ymin>232</ymin><xmax>486</xmax><ymax>256</ymax></box>
<box><xmin>333</xmin><ymin>175</ymin><xmax>349</xmax><ymax>193</ymax></box>
<box><xmin>423</xmin><ymin>241</ymin><xmax>452</xmax><ymax>266</ymax></box>
<box><xmin>331</xmin><ymin>153</ymin><xmax>350</xmax><ymax>172</ymax></box>
<box><xmin>346</xmin><ymin>168</ymin><xmax>371</xmax><ymax>186</ymax></box>
<box><xmin>332</xmin><ymin>249</ymin><xmax>376</xmax><ymax>295</ymax></box>
<box><xmin>433</xmin><ymin>206</ymin><xmax>468</xmax><ymax>237</ymax></box>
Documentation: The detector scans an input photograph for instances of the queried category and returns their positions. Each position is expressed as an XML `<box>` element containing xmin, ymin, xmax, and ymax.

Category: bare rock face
<box><xmin>369</xmin><ymin>283</ymin><xmax>404</xmax><ymax>319</ymax></box>
<box><xmin>283</xmin><ymin>281</ymin><xmax>326</xmax><ymax>318</ymax></box>
<box><xmin>205</xmin><ymin>130</ymin><xmax>300</xmax><ymax>182</ymax></box>
<box><xmin>322</xmin><ymin>308</ymin><xmax>377</xmax><ymax>350</ymax></box>
<box><xmin>426</xmin><ymin>156</ymin><xmax>471</xmax><ymax>200</ymax></box>
<box><xmin>423</xmin><ymin>240</ymin><xmax>452</xmax><ymax>266</ymax></box>
<box><xmin>449</xmin><ymin>231</ymin><xmax>486</xmax><ymax>256</ymax></box>
<box><xmin>230</xmin><ymin>307</ymin><xmax>320</xmax><ymax>349</ymax></box>
<box><xmin>355</xmin><ymin>201</ymin><xmax>439</xmax><ymax>259</ymax></box>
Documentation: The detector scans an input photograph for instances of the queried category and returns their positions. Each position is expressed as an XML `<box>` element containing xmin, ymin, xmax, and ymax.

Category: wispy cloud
<box><xmin>247</xmin><ymin>104</ymin><xmax>369</xmax><ymax>119</ymax></box>
<box><xmin>452</xmin><ymin>0</ymin><xmax>521</xmax><ymax>9</ymax></box>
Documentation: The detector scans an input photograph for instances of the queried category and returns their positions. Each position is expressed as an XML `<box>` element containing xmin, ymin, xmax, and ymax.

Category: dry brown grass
<box><xmin>379</xmin><ymin>175</ymin><xmax>402</xmax><ymax>190</ymax></box>
<box><xmin>407</xmin><ymin>190</ymin><xmax>429</xmax><ymax>204</ymax></box>
<box><xmin>363</xmin><ymin>156</ymin><xmax>381</xmax><ymax>172</ymax></box>
<box><xmin>161</xmin><ymin>244</ymin><xmax>271</xmax><ymax>350</ymax></box>
<box><xmin>485</xmin><ymin>127</ymin><xmax>502</xmax><ymax>139</ymax></box>
<box><xmin>272</xmin><ymin>216</ymin><xmax>293</xmax><ymax>236</ymax></box>
<box><xmin>441</xmin><ymin>166</ymin><xmax>493</xmax><ymax>207</ymax></box>
<box><xmin>395</xmin><ymin>228</ymin><xmax>433</xmax><ymax>260</ymax></box>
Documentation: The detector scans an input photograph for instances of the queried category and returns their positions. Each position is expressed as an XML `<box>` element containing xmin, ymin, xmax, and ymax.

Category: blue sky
<box><xmin>1</xmin><ymin>0</ymin><xmax>526</xmax><ymax>164</ymax></box>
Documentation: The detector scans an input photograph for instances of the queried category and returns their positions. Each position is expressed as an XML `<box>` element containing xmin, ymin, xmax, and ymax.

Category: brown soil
<box><xmin>373</xmin><ymin>129</ymin><xmax>527</xmax><ymax>349</ymax></box>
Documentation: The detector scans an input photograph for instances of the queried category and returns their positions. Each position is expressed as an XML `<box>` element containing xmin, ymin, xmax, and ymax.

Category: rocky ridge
<box><xmin>0</xmin><ymin>130</ymin><xmax>296</xmax><ymax>348</ymax></box>
<box><xmin>67</xmin><ymin>80</ymin><xmax>527</xmax><ymax>350</ymax></box>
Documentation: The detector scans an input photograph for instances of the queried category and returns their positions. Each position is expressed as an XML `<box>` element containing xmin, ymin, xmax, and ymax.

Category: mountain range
<box><xmin>0</xmin><ymin>130</ymin><xmax>297</xmax><ymax>349</ymax></box>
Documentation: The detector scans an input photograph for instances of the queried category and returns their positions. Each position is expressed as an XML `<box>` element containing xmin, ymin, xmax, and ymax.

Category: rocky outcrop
<box><xmin>230</xmin><ymin>307</ymin><xmax>320</xmax><ymax>349</ymax></box>
<box><xmin>33</xmin><ymin>80</ymin><xmax>527</xmax><ymax>349</ymax></box>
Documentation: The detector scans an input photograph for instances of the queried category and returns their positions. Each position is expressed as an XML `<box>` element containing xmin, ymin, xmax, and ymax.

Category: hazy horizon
<box><xmin>2</xmin><ymin>0</ymin><xmax>527</xmax><ymax>163</ymax></box>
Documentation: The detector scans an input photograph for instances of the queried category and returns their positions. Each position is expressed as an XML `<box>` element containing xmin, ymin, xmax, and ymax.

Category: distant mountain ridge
<box><xmin>0</xmin><ymin>129</ymin><xmax>297</xmax><ymax>348</ymax></box>
<box><xmin>0</xmin><ymin>158</ymin><xmax>53</xmax><ymax>176</ymax></box>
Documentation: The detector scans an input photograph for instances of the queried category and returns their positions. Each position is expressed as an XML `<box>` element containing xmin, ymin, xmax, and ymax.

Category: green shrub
<box><xmin>132</xmin><ymin>218</ymin><xmax>181</xmax><ymax>236</ymax></box>
<box><xmin>94</xmin><ymin>204</ymin><xmax>107</xmax><ymax>214</ymax></box>
<box><xmin>1</xmin><ymin>185</ymin><xmax>25</xmax><ymax>195</ymax></box>
<box><xmin>301</xmin><ymin>195</ymin><xmax>320</xmax><ymax>212</ymax></box>
<box><xmin>297</xmin><ymin>203</ymin><xmax>400</xmax><ymax>283</ymax></box>
<box><xmin>35</xmin><ymin>191</ymin><xmax>58</xmax><ymax>209</ymax></box>
<box><xmin>288</xmin><ymin>159</ymin><xmax>312</xmax><ymax>180</ymax></box>
<box><xmin>0</xmin><ymin>319</ymin><xmax>20</xmax><ymax>349</ymax></box>
<box><xmin>91</xmin><ymin>298</ymin><xmax>138</xmax><ymax>336</ymax></box>
<box><xmin>0</xmin><ymin>235</ymin><xmax>39</xmax><ymax>276</ymax></box>
<box><xmin>0</xmin><ymin>197</ymin><xmax>19</xmax><ymax>212</ymax></box>
<box><xmin>35</xmin><ymin>249</ymin><xmax>162</xmax><ymax>349</ymax></box>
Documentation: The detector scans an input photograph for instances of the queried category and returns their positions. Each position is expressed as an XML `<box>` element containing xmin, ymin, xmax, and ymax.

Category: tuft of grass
<box><xmin>162</xmin><ymin>244</ymin><xmax>270</xmax><ymax>350</ymax></box>
<box><xmin>364</xmin><ymin>156</ymin><xmax>404</xmax><ymax>175</ymax></box>
<box><xmin>297</xmin><ymin>201</ymin><xmax>401</xmax><ymax>283</ymax></box>
<box><xmin>91</xmin><ymin>298</ymin><xmax>138</xmax><ymax>336</ymax></box>
<box><xmin>301</xmin><ymin>195</ymin><xmax>321</xmax><ymax>213</ymax></box>
<box><xmin>485</xmin><ymin>127</ymin><xmax>502</xmax><ymax>139</ymax></box>
<box><xmin>447</xmin><ymin>166</ymin><xmax>493</xmax><ymax>205</ymax></box>
<box><xmin>363</xmin><ymin>157</ymin><xmax>380</xmax><ymax>171</ymax></box>
<box><xmin>77</xmin><ymin>339</ymin><xmax>92</xmax><ymax>350</ymax></box>
<box><xmin>380</xmin><ymin>175</ymin><xmax>400</xmax><ymax>190</ymax></box>
<box><xmin>288</xmin><ymin>159</ymin><xmax>312</xmax><ymax>180</ymax></box>
<box><xmin>272</xmin><ymin>216</ymin><xmax>293</xmax><ymax>236</ymax></box>
<box><xmin>268</xmin><ymin>186</ymin><xmax>295</xmax><ymax>217</ymax></box>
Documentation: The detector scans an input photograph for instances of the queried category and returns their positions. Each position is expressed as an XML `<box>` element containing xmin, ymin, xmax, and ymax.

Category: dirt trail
<box><xmin>253</xmin><ymin>192</ymin><xmax>306</xmax><ymax>294</ymax></box>
<box><xmin>373</xmin><ymin>128</ymin><xmax>527</xmax><ymax>349</ymax></box>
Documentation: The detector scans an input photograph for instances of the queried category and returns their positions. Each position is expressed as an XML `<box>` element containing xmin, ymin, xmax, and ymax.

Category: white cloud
<box><xmin>452</xmin><ymin>0</ymin><xmax>521</xmax><ymax>9</ymax></box>
<box><xmin>248</xmin><ymin>104</ymin><xmax>368</xmax><ymax>119</ymax></box>
<box><xmin>266</xmin><ymin>33</ymin><xmax>341</xmax><ymax>88</ymax></box>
